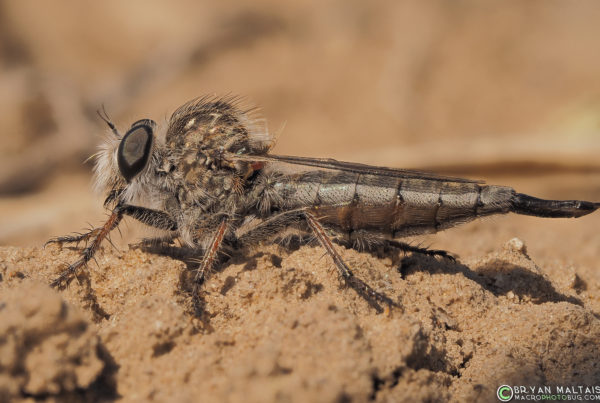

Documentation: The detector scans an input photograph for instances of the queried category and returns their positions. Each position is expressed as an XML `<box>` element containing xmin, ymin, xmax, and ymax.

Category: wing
<box><xmin>225</xmin><ymin>153</ymin><xmax>484</xmax><ymax>184</ymax></box>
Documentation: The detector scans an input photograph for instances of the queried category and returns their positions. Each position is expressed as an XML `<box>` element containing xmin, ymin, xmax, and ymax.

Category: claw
<box><xmin>426</xmin><ymin>249</ymin><xmax>456</xmax><ymax>262</ymax></box>
<box><xmin>345</xmin><ymin>275</ymin><xmax>398</xmax><ymax>314</ymax></box>
<box><xmin>43</xmin><ymin>239</ymin><xmax>59</xmax><ymax>249</ymax></box>
<box><xmin>51</xmin><ymin>259</ymin><xmax>86</xmax><ymax>290</ymax></box>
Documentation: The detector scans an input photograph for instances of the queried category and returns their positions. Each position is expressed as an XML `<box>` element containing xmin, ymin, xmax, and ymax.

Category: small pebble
<box><xmin>505</xmin><ymin>237</ymin><xmax>527</xmax><ymax>254</ymax></box>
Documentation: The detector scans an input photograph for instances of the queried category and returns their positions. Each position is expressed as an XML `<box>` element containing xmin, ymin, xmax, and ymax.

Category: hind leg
<box><xmin>385</xmin><ymin>240</ymin><xmax>455</xmax><ymax>261</ymax></box>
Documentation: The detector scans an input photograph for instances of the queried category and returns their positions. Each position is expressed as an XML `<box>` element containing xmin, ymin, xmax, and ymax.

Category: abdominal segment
<box><xmin>271</xmin><ymin>171</ymin><xmax>514</xmax><ymax>237</ymax></box>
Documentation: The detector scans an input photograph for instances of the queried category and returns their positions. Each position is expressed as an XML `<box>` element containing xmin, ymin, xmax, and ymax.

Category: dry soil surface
<box><xmin>1</xmin><ymin>215</ymin><xmax>599</xmax><ymax>402</ymax></box>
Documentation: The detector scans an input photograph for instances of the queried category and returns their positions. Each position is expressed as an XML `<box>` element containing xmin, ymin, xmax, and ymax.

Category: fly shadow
<box><xmin>398</xmin><ymin>254</ymin><xmax>583</xmax><ymax>307</ymax></box>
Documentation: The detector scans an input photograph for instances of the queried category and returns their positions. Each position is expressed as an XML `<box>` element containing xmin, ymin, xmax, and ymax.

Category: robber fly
<box><xmin>46</xmin><ymin>96</ymin><xmax>600</xmax><ymax>313</ymax></box>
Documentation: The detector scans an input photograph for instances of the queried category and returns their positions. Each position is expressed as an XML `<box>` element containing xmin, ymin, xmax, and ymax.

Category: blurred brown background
<box><xmin>1</xmin><ymin>0</ymin><xmax>600</xmax><ymax>248</ymax></box>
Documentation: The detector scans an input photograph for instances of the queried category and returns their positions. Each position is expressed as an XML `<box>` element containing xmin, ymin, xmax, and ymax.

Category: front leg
<box><xmin>45</xmin><ymin>228</ymin><xmax>103</xmax><ymax>249</ymax></box>
<box><xmin>49</xmin><ymin>208</ymin><xmax>124</xmax><ymax>289</ymax></box>
<box><xmin>47</xmin><ymin>204</ymin><xmax>178</xmax><ymax>288</ymax></box>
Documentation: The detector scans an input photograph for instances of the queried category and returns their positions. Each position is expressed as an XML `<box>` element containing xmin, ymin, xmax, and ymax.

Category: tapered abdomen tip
<box><xmin>512</xmin><ymin>193</ymin><xmax>599</xmax><ymax>218</ymax></box>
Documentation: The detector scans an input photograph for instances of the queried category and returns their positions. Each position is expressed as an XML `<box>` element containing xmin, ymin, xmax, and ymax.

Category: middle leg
<box><xmin>191</xmin><ymin>218</ymin><xmax>229</xmax><ymax>308</ymax></box>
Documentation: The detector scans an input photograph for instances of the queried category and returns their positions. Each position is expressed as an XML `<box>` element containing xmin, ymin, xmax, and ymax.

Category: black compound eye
<box><xmin>130</xmin><ymin>119</ymin><xmax>157</xmax><ymax>130</ymax></box>
<box><xmin>117</xmin><ymin>124</ymin><xmax>154</xmax><ymax>182</ymax></box>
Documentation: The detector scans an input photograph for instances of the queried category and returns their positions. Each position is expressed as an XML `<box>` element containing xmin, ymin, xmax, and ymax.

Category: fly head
<box><xmin>93</xmin><ymin>114</ymin><xmax>164</xmax><ymax>206</ymax></box>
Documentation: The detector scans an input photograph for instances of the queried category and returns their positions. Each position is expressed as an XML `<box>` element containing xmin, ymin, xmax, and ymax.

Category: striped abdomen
<box><xmin>270</xmin><ymin>171</ymin><xmax>514</xmax><ymax>238</ymax></box>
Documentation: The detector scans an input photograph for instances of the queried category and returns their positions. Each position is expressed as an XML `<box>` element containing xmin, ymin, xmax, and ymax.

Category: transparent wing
<box><xmin>226</xmin><ymin>153</ymin><xmax>484</xmax><ymax>184</ymax></box>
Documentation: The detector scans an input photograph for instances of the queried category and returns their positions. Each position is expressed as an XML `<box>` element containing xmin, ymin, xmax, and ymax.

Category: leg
<box><xmin>304</xmin><ymin>212</ymin><xmax>395</xmax><ymax>313</ymax></box>
<box><xmin>192</xmin><ymin>218</ymin><xmax>228</xmax><ymax>307</ymax></box>
<box><xmin>119</xmin><ymin>205</ymin><xmax>178</xmax><ymax>231</ymax></box>
<box><xmin>47</xmin><ymin>204</ymin><xmax>178</xmax><ymax>288</ymax></box>
<box><xmin>385</xmin><ymin>240</ymin><xmax>455</xmax><ymax>261</ymax></box>
<box><xmin>234</xmin><ymin>209</ymin><xmax>304</xmax><ymax>246</ymax></box>
<box><xmin>49</xmin><ymin>208</ymin><xmax>124</xmax><ymax>289</ymax></box>
<box><xmin>45</xmin><ymin>228</ymin><xmax>103</xmax><ymax>249</ymax></box>
<box><xmin>131</xmin><ymin>233</ymin><xmax>179</xmax><ymax>250</ymax></box>
<box><xmin>47</xmin><ymin>206</ymin><xmax>177</xmax><ymax>249</ymax></box>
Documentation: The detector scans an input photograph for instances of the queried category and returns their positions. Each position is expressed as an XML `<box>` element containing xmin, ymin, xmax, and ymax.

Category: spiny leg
<box><xmin>119</xmin><ymin>205</ymin><xmax>178</xmax><ymax>231</ymax></box>
<box><xmin>47</xmin><ymin>205</ymin><xmax>178</xmax><ymax>288</ymax></box>
<box><xmin>192</xmin><ymin>218</ymin><xmax>229</xmax><ymax>307</ymax></box>
<box><xmin>234</xmin><ymin>209</ymin><xmax>305</xmax><ymax>247</ymax></box>
<box><xmin>304</xmin><ymin>212</ymin><xmax>395</xmax><ymax>313</ymax></box>
<box><xmin>130</xmin><ymin>233</ymin><xmax>179</xmax><ymax>251</ymax></box>
<box><xmin>45</xmin><ymin>228</ymin><xmax>103</xmax><ymax>249</ymax></box>
<box><xmin>49</xmin><ymin>208</ymin><xmax>124</xmax><ymax>289</ymax></box>
<box><xmin>386</xmin><ymin>240</ymin><xmax>455</xmax><ymax>262</ymax></box>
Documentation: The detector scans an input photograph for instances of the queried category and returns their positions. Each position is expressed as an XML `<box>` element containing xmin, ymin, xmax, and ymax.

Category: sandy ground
<box><xmin>2</xmin><ymin>2</ymin><xmax>600</xmax><ymax>402</ymax></box>
<box><xmin>1</xmin><ymin>201</ymin><xmax>600</xmax><ymax>402</ymax></box>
